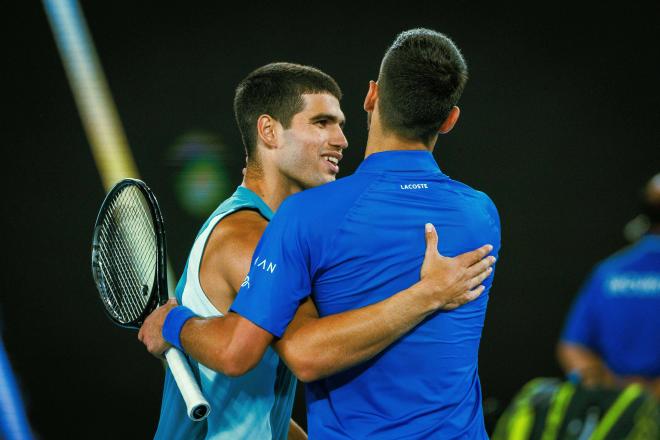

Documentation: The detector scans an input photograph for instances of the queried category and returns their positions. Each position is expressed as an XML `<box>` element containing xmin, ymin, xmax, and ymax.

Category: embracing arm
<box><xmin>140</xmin><ymin>214</ymin><xmax>494</xmax><ymax>381</ymax></box>
<box><xmin>138</xmin><ymin>210</ymin><xmax>275</xmax><ymax>377</ymax></box>
<box><xmin>275</xmin><ymin>224</ymin><xmax>495</xmax><ymax>382</ymax></box>
<box><xmin>139</xmin><ymin>299</ymin><xmax>273</xmax><ymax>377</ymax></box>
<box><xmin>275</xmin><ymin>289</ymin><xmax>433</xmax><ymax>383</ymax></box>
<box><xmin>182</xmin><ymin>312</ymin><xmax>273</xmax><ymax>376</ymax></box>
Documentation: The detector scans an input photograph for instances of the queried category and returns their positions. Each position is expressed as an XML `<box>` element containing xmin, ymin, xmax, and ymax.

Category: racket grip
<box><xmin>164</xmin><ymin>347</ymin><xmax>211</xmax><ymax>421</ymax></box>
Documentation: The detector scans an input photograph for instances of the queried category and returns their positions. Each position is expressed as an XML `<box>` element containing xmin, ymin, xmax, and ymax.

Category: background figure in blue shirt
<box><xmin>558</xmin><ymin>173</ymin><xmax>660</xmax><ymax>399</ymax></box>
<box><xmin>145</xmin><ymin>61</ymin><xmax>496</xmax><ymax>439</ymax></box>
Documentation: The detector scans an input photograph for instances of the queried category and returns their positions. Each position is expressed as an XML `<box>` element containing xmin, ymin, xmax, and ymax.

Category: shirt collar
<box><xmin>235</xmin><ymin>185</ymin><xmax>274</xmax><ymax>219</ymax></box>
<box><xmin>356</xmin><ymin>150</ymin><xmax>445</xmax><ymax>174</ymax></box>
<box><xmin>638</xmin><ymin>233</ymin><xmax>660</xmax><ymax>250</ymax></box>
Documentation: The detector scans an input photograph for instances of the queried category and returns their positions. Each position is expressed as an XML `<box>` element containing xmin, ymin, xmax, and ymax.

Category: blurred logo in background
<box><xmin>168</xmin><ymin>132</ymin><xmax>233</xmax><ymax>218</ymax></box>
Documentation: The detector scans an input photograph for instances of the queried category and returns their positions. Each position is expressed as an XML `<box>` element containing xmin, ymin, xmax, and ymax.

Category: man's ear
<box><xmin>363</xmin><ymin>80</ymin><xmax>378</xmax><ymax>112</ymax></box>
<box><xmin>256</xmin><ymin>114</ymin><xmax>280</xmax><ymax>149</ymax></box>
<box><xmin>438</xmin><ymin>106</ymin><xmax>460</xmax><ymax>134</ymax></box>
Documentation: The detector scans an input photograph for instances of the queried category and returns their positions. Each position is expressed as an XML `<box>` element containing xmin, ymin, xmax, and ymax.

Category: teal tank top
<box><xmin>154</xmin><ymin>186</ymin><xmax>297</xmax><ymax>439</ymax></box>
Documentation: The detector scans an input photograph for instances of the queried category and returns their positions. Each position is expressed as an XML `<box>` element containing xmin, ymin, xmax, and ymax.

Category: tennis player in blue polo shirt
<box><xmin>143</xmin><ymin>29</ymin><xmax>501</xmax><ymax>438</ymax></box>
<box><xmin>234</xmin><ymin>150</ymin><xmax>499</xmax><ymax>439</ymax></box>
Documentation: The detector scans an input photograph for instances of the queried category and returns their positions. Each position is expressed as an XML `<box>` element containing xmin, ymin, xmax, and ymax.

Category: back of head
<box><xmin>643</xmin><ymin>173</ymin><xmax>660</xmax><ymax>227</ymax></box>
<box><xmin>378</xmin><ymin>28</ymin><xmax>468</xmax><ymax>143</ymax></box>
<box><xmin>234</xmin><ymin>62</ymin><xmax>342</xmax><ymax>165</ymax></box>
<box><xmin>624</xmin><ymin>173</ymin><xmax>660</xmax><ymax>241</ymax></box>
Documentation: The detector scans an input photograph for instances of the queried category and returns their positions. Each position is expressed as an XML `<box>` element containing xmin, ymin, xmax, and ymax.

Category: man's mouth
<box><xmin>321</xmin><ymin>153</ymin><xmax>342</xmax><ymax>174</ymax></box>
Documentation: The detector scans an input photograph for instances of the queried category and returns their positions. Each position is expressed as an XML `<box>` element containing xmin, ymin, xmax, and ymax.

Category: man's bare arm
<box><xmin>208</xmin><ymin>215</ymin><xmax>494</xmax><ymax>381</ymax></box>
<box><xmin>139</xmin><ymin>300</ymin><xmax>274</xmax><ymax>376</ymax></box>
<box><xmin>139</xmin><ymin>211</ymin><xmax>275</xmax><ymax>376</ymax></box>
<box><xmin>557</xmin><ymin>342</ymin><xmax>618</xmax><ymax>387</ymax></box>
<box><xmin>275</xmin><ymin>224</ymin><xmax>493</xmax><ymax>382</ymax></box>
<box><xmin>139</xmin><ymin>214</ymin><xmax>495</xmax><ymax>379</ymax></box>
<box><xmin>558</xmin><ymin>342</ymin><xmax>660</xmax><ymax>399</ymax></box>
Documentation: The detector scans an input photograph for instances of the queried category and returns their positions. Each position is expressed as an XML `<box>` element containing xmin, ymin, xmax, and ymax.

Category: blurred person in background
<box><xmin>558</xmin><ymin>173</ymin><xmax>660</xmax><ymax>399</ymax></box>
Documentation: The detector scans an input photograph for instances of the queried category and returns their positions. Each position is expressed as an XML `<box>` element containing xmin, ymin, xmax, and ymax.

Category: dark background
<box><xmin>4</xmin><ymin>1</ymin><xmax>659</xmax><ymax>438</ymax></box>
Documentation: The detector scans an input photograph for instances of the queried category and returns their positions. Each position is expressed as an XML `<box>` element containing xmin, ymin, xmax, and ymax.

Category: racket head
<box><xmin>91</xmin><ymin>178</ymin><xmax>169</xmax><ymax>330</ymax></box>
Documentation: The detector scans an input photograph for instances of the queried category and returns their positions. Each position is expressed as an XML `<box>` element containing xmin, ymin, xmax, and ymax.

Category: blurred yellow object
<box><xmin>43</xmin><ymin>0</ymin><xmax>176</xmax><ymax>294</ymax></box>
<box><xmin>43</xmin><ymin>0</ymin><xmax>138</xmax><ymax>191</ymax></box>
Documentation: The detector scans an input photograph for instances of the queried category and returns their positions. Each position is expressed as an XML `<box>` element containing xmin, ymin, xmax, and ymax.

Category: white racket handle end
<box><xmin>164</xmin><ymin>347</ymin><xmax>211</xmax><ymax>421</ymax></box>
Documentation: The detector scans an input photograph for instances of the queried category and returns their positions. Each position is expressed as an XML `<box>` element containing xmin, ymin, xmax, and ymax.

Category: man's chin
<box><xmin>303</xmin><ymin>175</ymin><xmax>336</xmax><ymax>190</ymax></box>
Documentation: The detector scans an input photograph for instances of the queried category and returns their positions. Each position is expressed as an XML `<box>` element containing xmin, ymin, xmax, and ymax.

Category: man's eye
<box><xmin>315</xmin><ymin>120</ymin><xmax>328</xmax><ymax>127</ymax></box>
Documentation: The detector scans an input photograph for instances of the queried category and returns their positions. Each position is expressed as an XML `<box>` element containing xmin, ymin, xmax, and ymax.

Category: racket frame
<box><xmin>91</xmin><ymin>178</ymin><xmax>167</xmax><ymax>329</ymax></box>
<box><xmin>91</xmin><ymin>178</ymin><xmax>211</xmax><ymax>421</ymax></box>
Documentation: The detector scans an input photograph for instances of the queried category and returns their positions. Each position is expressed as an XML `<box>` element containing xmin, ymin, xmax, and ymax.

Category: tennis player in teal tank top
<box><xmin>155</xmin><ymin>186</ymin><xmax>297</xmax><ymax>440</ymax></box>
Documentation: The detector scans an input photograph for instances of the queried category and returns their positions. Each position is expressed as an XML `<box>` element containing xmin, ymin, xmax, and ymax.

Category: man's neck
<box><xmin>364</xmin><ymin>129</ymin><xmax>435</xmax><ymax>158</ymax></box>
<box><xmin>241</xmin><ymin>166</ymin><xmax>302</xmax><ymax>213</ymax></box>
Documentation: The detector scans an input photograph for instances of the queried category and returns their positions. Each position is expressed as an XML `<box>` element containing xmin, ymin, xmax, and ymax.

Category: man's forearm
<box><xmin>275</xmin><ymin>282</ymin><xmax>437</xmax><ymax>382</ymax></box>
<box><xmin>557</xmin><ymin>342</ymin><xmax>617</xmax><ymax>387</ymax></box>
<box><xmin>181</xmin><ymin>312</ymin><xmax>273</xmax><ymax>377</ymax></box>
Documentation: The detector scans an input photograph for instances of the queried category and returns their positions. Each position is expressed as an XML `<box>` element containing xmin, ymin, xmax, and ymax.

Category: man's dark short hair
<box><xmin>378</xmin><ymin>28</ymin><xmax>468</xmax><ymax>143</ymax></box>
<box><xmin>234</xmin><ymin>62</ymin><xmax>342</xmax><ymax>162</ymax></box>
<box><xmin>642</xmin><ymin>174</ymin><xmax>660</xmax><ymax>225</ymax></box>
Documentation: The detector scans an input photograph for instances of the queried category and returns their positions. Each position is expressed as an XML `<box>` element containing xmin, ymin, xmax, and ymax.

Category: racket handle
<box><xmin>164</xmin><ymin>347</ymin><xmax>211</xmax><ymax>421</ymax></box>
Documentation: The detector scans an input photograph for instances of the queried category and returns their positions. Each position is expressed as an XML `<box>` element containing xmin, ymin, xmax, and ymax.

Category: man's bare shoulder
<box><xmin>211</xmin><ymin>209</ymin><xmax>268</xmax><ymax>252</ymax></box>
<box><xmin>200</xmin><ymin>209</ymin><xmax>268</xmax><ymax>305</ymax></box>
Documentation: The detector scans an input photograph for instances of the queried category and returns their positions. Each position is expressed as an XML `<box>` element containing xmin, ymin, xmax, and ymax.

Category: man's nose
<box><xmin>331</xmin><ymin>126</ymin><xmax>348</xmax><ymax>150</ymax></box>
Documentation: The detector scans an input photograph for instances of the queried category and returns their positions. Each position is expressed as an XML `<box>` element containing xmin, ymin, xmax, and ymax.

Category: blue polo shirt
<box><xmin>231</xmin><ymin>150</ymin><xmax>501</xmax><ymax>439</ymax></box>
<box><xmin>561</xmin><ymin>234</ymin><xmax>660</xmax><ymax>377</ymax></box>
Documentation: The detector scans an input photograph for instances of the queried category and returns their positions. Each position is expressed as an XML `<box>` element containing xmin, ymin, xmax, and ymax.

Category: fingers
<box><xmin>443</xmin><ymin>285</ymin><xmax>485</xmax><ymax>311</ymax></box>
<box><xmin>424</xmin><ymin>223</ymin><xmax>439</xmax><ymax>257</ymax></box>
<box><xmin>468</xmin><ymin>266</ymin><xmax>493</xmax><ymax>290</ymax></box>
<box><xmin>462</xmin><ymin>285</ymin><xmax>485</xmax><ymax>304</ymax></box>
<box><xmin>457</xmin><ymin>244</ymin><xmax>493</xmax><ymax>266</ymax></box>
<box><xmin>465</xmin><ymin>255</ymin><xmax>496</xmax><ymax>279</ymax></box>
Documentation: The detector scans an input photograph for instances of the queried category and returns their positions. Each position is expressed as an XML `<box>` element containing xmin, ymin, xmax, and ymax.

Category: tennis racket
<box><xmin>91</xmin><ymin>178</ymin><xmax>210</xmax><ymax>421</ymax></box>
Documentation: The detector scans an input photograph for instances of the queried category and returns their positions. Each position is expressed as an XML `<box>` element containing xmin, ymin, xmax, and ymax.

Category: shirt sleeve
<box><xmin>229</xmin><ymin>199</ymin><xmax>312</xmax><ymax>338</ymax></box>
<box><xmin>560</xmin><ymin>269</ymin><xmax>602</xmax><ymax>350</ymax></box>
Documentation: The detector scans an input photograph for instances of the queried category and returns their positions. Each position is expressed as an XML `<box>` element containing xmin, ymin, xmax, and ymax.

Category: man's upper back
<box><xmin>232</xmin><ymin>150</ymin><xmax>501</xmax><ymax>439</ymax></box>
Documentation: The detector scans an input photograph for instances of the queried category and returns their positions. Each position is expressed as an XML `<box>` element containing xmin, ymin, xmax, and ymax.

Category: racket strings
<box><xmin>100</xmin><ymin>192</ymin><xmax>154</xmax><ymax>320</ymax></box>
<box><xmin>105</xmin><ymin>188</ymin><xmax>155</xmax><ymax>317</ymax></box>
<box><xmin>97</xmin><ymin>194</ymin><xmax>146</xmax><ymax>316</ymax></box>
<box><xmin>106</xmin><ymin>198</ymin><xmax>152</xmax><ymax>289</ymax></box>
<box><xmin>96</xmin><ymin>212</ymin><xmax>147</xmax><ymax>320</ymax></box>
<box><xmin>95</xmin><ymin>186</ymin><xmax>157</xmax><ymax>323</ymax></box>
<box><xmin>97</xmin><ymin>223</ymin><xmax>145</xmax><ymax>320</ymax></box>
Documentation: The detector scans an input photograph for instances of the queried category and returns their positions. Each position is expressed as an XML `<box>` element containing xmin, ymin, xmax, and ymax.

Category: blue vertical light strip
<box><xmin>0</xmin><ymin>338</ymin><xmax>33</xmax><ymax>440</ymax></box>
<box><xmin>43</xmin><ymin>0</ymin><xmax>176</xmax><ymax>294</ymax></box>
